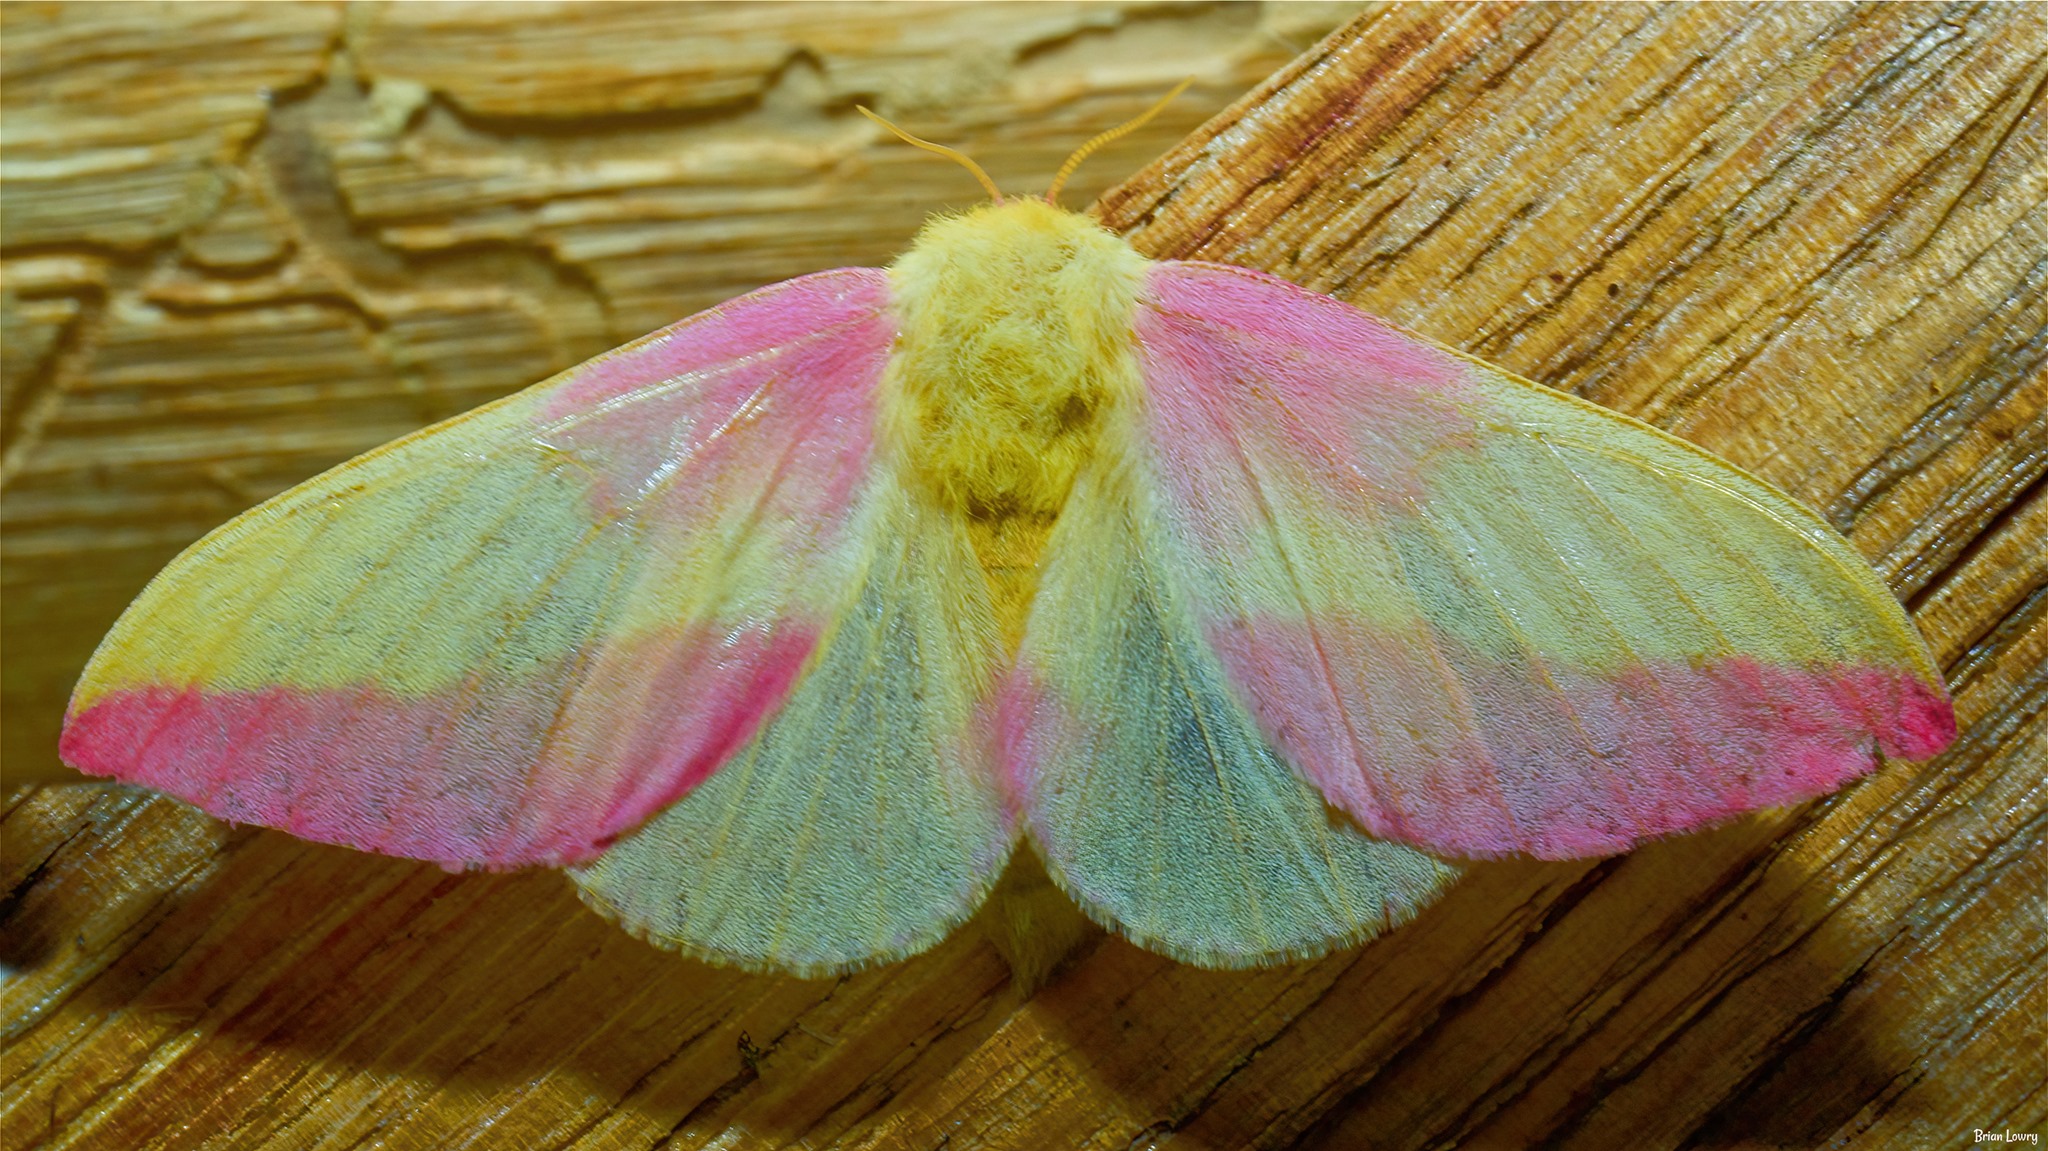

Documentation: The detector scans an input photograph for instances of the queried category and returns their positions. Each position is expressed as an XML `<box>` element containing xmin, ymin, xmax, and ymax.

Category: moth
<box><xmin>61</xmin><ymin>97</ymin><xmax>1955</xmax><ymax>975</ymax></box>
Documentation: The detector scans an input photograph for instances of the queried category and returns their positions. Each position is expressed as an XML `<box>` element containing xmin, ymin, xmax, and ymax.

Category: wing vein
<box><xmin>1241</xmin><ymin>373</ymin><xmax>1523</xmax><ymax>844</ymax></box>
<box><xmin>1462</xmin><ymin>437</ymin><xmax>1718</xmax><ymax>803</ymax></box>
<box><xmin>1133</xmin><ymin>527</ymin><xmax>1272</xmax><ymax>947</ymax></box>
<box><xmin>1186</xmin><ymin>407</ymin><xmax>1371</xmax><ymax>920</ymax></box>
<box><xmin>224</xmin><ymin>456</ymin><xmax>564</xmax><ymax>812</ymax></box>
<box><xmin>1533</xmin><ymin>434</ymin><xmax>1738</xmax><ymax>656</ymax></box>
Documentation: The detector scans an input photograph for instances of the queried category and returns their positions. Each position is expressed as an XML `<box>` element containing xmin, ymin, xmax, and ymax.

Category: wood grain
<box><xmin>4</xmin><ymin>3</ymin><xmax>2043</xmax><ymax>1149</ymax></box>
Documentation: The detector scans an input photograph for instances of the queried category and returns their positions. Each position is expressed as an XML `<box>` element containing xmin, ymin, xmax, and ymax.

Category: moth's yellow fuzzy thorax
<box><xmin>883</xmin><ymin>198</ymin><xmax>1147</xmax><ymax>518</ymax></box>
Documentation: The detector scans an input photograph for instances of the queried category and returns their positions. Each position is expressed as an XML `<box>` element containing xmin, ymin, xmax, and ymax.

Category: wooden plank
<box><xmin>3</xmin><ymin>3</ymin><xmax>2042</xmax><ymax>1148</ymax></box>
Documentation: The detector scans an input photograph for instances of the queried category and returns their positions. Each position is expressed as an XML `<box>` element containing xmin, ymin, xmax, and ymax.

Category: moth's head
<box><xmin>901</xmin><ymin>197</ymin><xmax>1116</xmax><ymax>266</ymax></box>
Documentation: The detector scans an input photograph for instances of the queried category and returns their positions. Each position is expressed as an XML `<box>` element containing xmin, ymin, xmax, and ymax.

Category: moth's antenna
<box><xmin>856</xmin><ymin>106</ymin><xmax>1004</xmax><ymax>203</ymax></box>
<box><xmin>1044</xmin><ymin>77</ymin><xmax>1195</xmax><ymax>207</ymax></box>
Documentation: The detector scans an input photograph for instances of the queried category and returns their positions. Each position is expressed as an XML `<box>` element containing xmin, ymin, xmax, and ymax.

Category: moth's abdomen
<box><xmin>883</xmin><ymin>199</ymin><xmax>1148</xmax><ymax>518</ymax></box>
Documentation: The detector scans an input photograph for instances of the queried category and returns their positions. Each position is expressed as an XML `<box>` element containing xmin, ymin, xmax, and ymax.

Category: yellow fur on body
<box><xmin>882</xmin><ymin>199</ymin><xmax>1150</xmax><ymax>981</ymax></box>
<box><xmin>883</xmin><ymin>199</ymin><xmax>1148</xmax><ymax>520</ymax></box>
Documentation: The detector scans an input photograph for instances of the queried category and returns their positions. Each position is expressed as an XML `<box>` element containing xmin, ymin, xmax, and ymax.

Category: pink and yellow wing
<box><xmin>62</xmin><ymin>270</ymin><xmax>900</xmax><ymax>870</ymax></box>
<box><xmin>1126</xmin><ymin>262</ymin><xmax>1955</xmax><ymax>861</ymax></box>
<box><xmin>67</xmin><ymin>267</ymin><xmax>1015</xmax><ymax>971</ymax></box>
<box><xmin>573</xmin><ymin>470</ymin><xmax>1013</xmax><ymax>974</ymax></box>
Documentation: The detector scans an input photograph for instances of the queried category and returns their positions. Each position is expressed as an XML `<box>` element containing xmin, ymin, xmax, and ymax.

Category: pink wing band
<box><xmin>63</xmin><ymin>269</ymin><xmax>894</xmax><ymax>869</ymax></box>
<box><xmin>61</xmin><ymin>624</ymin><xmax>816</xmax><ymax>868</ymax></box>
<box><xmin>1209</xmin><ymin>618</ymin><xmax>1954</xmax><ymax>858</ymax></box>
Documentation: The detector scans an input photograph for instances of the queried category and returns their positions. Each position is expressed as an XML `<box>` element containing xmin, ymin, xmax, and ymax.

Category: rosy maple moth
<box><xmin>59</xmin><ymin>102</ymin><xmax>1955</xmax><ymax>976</ymax></box>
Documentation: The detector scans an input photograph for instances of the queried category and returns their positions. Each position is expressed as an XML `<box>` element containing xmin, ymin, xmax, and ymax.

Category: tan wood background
<box><xmin>3</xmin><ymin>2</ymin><xmax>2043</xmax><ymax>1148</ymax></box>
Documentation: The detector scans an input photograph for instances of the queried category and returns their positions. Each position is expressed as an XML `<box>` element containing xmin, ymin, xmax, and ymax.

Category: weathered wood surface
<box><xmin>2</xmin><ymin>2</ymin><xmax>2043</xmax><ymax>1148</ymax></box>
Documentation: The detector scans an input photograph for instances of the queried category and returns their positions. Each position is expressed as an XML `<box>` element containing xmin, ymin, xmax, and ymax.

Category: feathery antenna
<box><xmin>1044</xmin><ymin>78</ymin><xmax>1195</xmax><ymax>206</ymax></box>
<box><xmin>856</xmin><ymin>106</ymin><xmax>1005</xmax><ymax>203</ymax></box>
